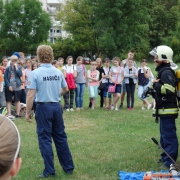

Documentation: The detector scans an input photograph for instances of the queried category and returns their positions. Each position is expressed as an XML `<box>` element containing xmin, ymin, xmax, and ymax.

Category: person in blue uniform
<box><xmin>25</xmin><ymin>45</ymin><xmax>74</xmax><ymax>178</ymax></box>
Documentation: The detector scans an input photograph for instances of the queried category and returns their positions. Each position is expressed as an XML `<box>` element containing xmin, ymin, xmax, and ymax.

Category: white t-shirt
<box><xmin>24</xmin><ymin>68</ymin><xmax>32</xmax><ymax>86</ymax></box>
<box><xmin>102</xmin><ymin>67</ymin><xmax>110</xmax><ymax>83</ymax></box>
<box><xmin>63</xmin><ymin>65</ymin><xmax>77</xmax><ymax>73</ymax></box>
<box><xmin>110</xmin><ymin>66</ymin><xmax>124</xmax><ymax>83</ymax></box>
<box><xmin>138</xmin><ymin>66</ymin><xmax>149</xmax><ymax>73</ymax></box>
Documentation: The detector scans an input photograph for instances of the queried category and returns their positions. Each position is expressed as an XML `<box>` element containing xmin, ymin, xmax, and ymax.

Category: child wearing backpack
<box><xmin>87</xmin><ymin>61</ymin><xmax>100</xmax><ymax>110</ymax></box>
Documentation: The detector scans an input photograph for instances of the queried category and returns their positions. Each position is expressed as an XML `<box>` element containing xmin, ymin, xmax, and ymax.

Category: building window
<box><xmin>50</xmin><ymin>38</ymin><xmax>53</xmax><ymax>43</ymax></box>
<box><xmin>57</xmin><ymin>29</ymin><xmax>61</xmax><ymax>33</ymax></box>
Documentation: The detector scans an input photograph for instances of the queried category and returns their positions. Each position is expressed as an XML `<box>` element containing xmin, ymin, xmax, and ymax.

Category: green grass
<box><xmin>13</xmin><ymin>62</ymin><xmax>180</xmax><ymax>180</ymax></box>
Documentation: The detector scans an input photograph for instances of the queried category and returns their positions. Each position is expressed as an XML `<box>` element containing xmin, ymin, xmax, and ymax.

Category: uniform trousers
<box><xmin>36</xmin><ymin>103</ymin><xmax>74</xmax><ymax>176</ymax></box>
<box><xmin>160</xmin><ymin>116</ymin><xmax>178</xmax><ymax>167</ymax></box>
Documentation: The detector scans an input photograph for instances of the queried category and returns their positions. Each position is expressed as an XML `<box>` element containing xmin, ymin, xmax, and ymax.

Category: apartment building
<box><xmin>39</xmin><ymin>0</ymin><xmax>69</xmax><ymax>43</ymax></box>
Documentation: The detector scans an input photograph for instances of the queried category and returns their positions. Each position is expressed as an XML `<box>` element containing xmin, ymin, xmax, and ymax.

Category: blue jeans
<box><xmin>122</xmin><ymin>80</ymin><xmax>126</xmax><ymax>93</ymax></box>
<box><xmin>138</xmin><ymin>83</ymin><xmax>150</xmax><ymax>101</ymax></box>
<box><xmin>75</xmin><ymin>83</ymin><xmax>85</xmax><ymax>108</ymax></box>
<box><xmin>103</xmin><ymin>83</ymin><xmax>112</xmax><ymax>98</ymax></box>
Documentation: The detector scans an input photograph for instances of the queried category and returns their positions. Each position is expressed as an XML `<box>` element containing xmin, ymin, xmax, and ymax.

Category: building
<box><xmin>39</xmin><ymin>0</ymin><xmax>69</xmax><ymax>43</ymax></box>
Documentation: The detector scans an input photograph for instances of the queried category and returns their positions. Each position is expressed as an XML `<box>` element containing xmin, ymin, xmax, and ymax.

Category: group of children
<box><xmin>0</xmin><ymin>53</ymin><xmax>155</xmax><ymax>117</ymax></box>
<box><xmin>0</xmin><ymin>53</ymin><xmax>39</xmax><ymax>119</ymax></box>
<box><xmin>53</xmin><ymin>55</ymin><xmax>155</xmax><ymax>111</ymax></box>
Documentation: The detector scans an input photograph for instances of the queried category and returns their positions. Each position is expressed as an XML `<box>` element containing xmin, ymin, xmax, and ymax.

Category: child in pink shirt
<box><xmin>87</xmin><ymin>62</ymin><xmax>100</xmax><ymax>110</ymax></box>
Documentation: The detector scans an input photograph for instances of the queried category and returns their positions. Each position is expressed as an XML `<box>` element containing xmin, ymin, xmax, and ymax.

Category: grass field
<box><xmin>13</xmin><ymin>62</ymin><xmax>180</xmax><ymax>180</ymax></box>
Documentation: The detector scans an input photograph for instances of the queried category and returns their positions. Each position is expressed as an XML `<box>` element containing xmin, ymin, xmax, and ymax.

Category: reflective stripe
<box><xmin>161</xmin><ymin>86</ymin><xmax>166</xmax><ymax>94</ymax></box>
<box><xmin>165</xmin><ymin>84</ymin><xmax>175</xmax><ymax>92</ymax></box>
<box><xmin>153</xmin><ymin>108</ymin><xmax>179</xmax><ymax>115</ymax></box>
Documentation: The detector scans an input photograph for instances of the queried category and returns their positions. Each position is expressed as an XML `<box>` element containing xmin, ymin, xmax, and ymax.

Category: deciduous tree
<box><xmin>149</xmin><ymin>0</ymin><xmax>180</xmax><ymax>48</ymax></box>
<box><xmin>58</xmin><ymin>0</ymin><xmax>152</xmax><ymax>59</ymax></box>
<box><xmin>0</xmin><ymin>0</ymin><xmax>51</xmax><ymax>55</ymax></box>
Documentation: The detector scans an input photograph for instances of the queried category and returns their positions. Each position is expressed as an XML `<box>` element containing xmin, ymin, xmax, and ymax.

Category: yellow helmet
<box><xmin>149</xmin><ymin>45</ymin><xmax>173</xmax><ymax>63</ymax></box>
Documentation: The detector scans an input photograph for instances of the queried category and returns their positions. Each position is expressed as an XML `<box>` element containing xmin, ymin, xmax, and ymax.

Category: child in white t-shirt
<box><xmin>109</xmin><ymin>57</ymin><xmax>124</xmax><ymax>110</ymax></box>
<box><xmin>63</xmin><ymin>56</ymin><xmax>77</xmax><ymax>111</ymax></box>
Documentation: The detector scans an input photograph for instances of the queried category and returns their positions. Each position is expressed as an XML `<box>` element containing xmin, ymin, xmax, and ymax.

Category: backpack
<box><xmin>65</xmin><ymin>65</ymin><xmax>76</xmax><ymax>90</ymax></box>
<box><xmin>66</xmin><ymin>73</ymin><xmax>76</xmax><ymax>90</ymax></box>
<box><xmin>138</xmin><ymin>69</ymin><xmax>149</xmax><ymax>86</ymax></box>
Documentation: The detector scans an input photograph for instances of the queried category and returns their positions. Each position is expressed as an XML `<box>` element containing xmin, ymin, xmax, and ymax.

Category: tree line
<box><xmin>0</xmin><ymin>0</ymin><xmax>180</xmax><ymax>62</ymax></box>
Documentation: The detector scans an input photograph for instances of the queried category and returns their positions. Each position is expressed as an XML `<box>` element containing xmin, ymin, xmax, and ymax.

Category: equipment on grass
<box><xmin>151</xmin><ymin>137</ymin><xmax>180</xmax><ymax>169</ymax></box>
<box><xmin>143</xmin><ymin>137</ymin><xmax>180</xmax><ymax>180</ymax></box>
<box><xmin>143</xmin><ymin>165</ymin><xmax>180</xmax><ymax>180</ymax></box>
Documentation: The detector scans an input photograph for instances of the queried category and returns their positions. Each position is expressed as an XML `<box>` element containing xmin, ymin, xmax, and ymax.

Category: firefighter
<box><xmin>149</xmin><ymin>45</ymin><xmax>179</xmax><ymax>168</ymax></box>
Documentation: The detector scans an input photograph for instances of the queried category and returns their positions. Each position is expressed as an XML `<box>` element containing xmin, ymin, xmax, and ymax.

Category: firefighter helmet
<box><xmin>149</xmin><ymin>45</ymin><xmax>173</xmax><ymax>63</ymax></box>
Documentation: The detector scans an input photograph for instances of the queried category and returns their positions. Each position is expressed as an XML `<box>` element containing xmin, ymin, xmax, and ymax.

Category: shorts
<box><xmin>88</xmin><ymin>86</ymin><xmax>98</xmax><ymax>99</ymax></box>
<box><xmin>109</xmin><ymin>83</ymin><xmax>121</xmax><ymax>94</ymax></box>
<box><xmin>5</xmin><ymin>89</ymin><xmax>21</xmax><ymax>102</ymax></box>
<box><xmin>122</xmin><ymin>80</ymin><xmax>126</xmax><ymax>93</ymax></box>
<box><xmin>103</xmin><ymin>83</ymin><xmax>112</xmax><ymax>98</ymax></box>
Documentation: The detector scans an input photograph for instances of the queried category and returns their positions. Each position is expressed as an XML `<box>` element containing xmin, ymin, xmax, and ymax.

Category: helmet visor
<box><xmin>149</xmin><ymin>47</ymin><xmax>157</xmax><ymax>57</ymax></box>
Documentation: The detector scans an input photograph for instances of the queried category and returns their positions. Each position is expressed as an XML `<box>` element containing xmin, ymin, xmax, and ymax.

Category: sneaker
<box><xmin>128</xmin><ymin>108</ymin><xmax>131</xmax><ymax>110</ymax></box>
<box><xmin>115</xmin><ymin>108</ymin><xmax>118</xmax><ymax>111</ymax></box>
<box><xmin>142</xmin><ymin>107</ymin><xmax>145</xmax><ymax>110</ymax></box>
<box><xmin>80</xmin><ymin>108</ymin><xmax>84</xmax><ymax>110</ymax></box>
<box><xmin>147</xmin><ymin>103</ymin><xmax>152</xmax><ymax>110</ymax></box>
<box><xmin>15</xmin><ymin>115</ymin><xmax>21</xmax><ymax>118</ymax></box>
<box><xmin>111</xmin><ymin>105</ymin><xmax>114</xmax><ymax>110</ymax></box>
<box><xmin>131</xmin><ymin>108</ymin><xmax>134</xmax><ymax>110</ymax></box>
<box><xmin>92</xmin><ymin>108</ymin><xmax>94</xmax><ymax>110</ymax></box>
<box><xmin>66</xmin><ymin>109</ymin><xmax>69</xmax><ymax>112</ymax></box>
<box><xmin>70</xmin><ymin>108</ymin><xmax>74</xmax><ymax>111</ymax></box>
<box><xmin>6</xmin><ymin>114</ymin><xmax>15</xmax><ymax>120</ymax></box>
<box><xmin>119</xmin><ymin>103</ymin><xmax>123</xmax><ymax>108</ymax></box>
<box><xmin>76</xmin><ymin>108</ymin><xmax>80</xmax><ymax>111</ymax></box>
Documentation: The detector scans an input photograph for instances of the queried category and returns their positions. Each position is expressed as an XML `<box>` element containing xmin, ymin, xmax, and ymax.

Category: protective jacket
<box><xmin>153</xmin><ymin>63</ymin><xmax>178</xmax><ymax>118</ymax></box>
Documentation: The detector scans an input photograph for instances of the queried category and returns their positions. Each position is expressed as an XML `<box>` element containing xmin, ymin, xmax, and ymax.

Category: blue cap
<box><xmin>13</xmin><ymin>52</ymin><xmax>21</xmax><ymax>59</ymax></box>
